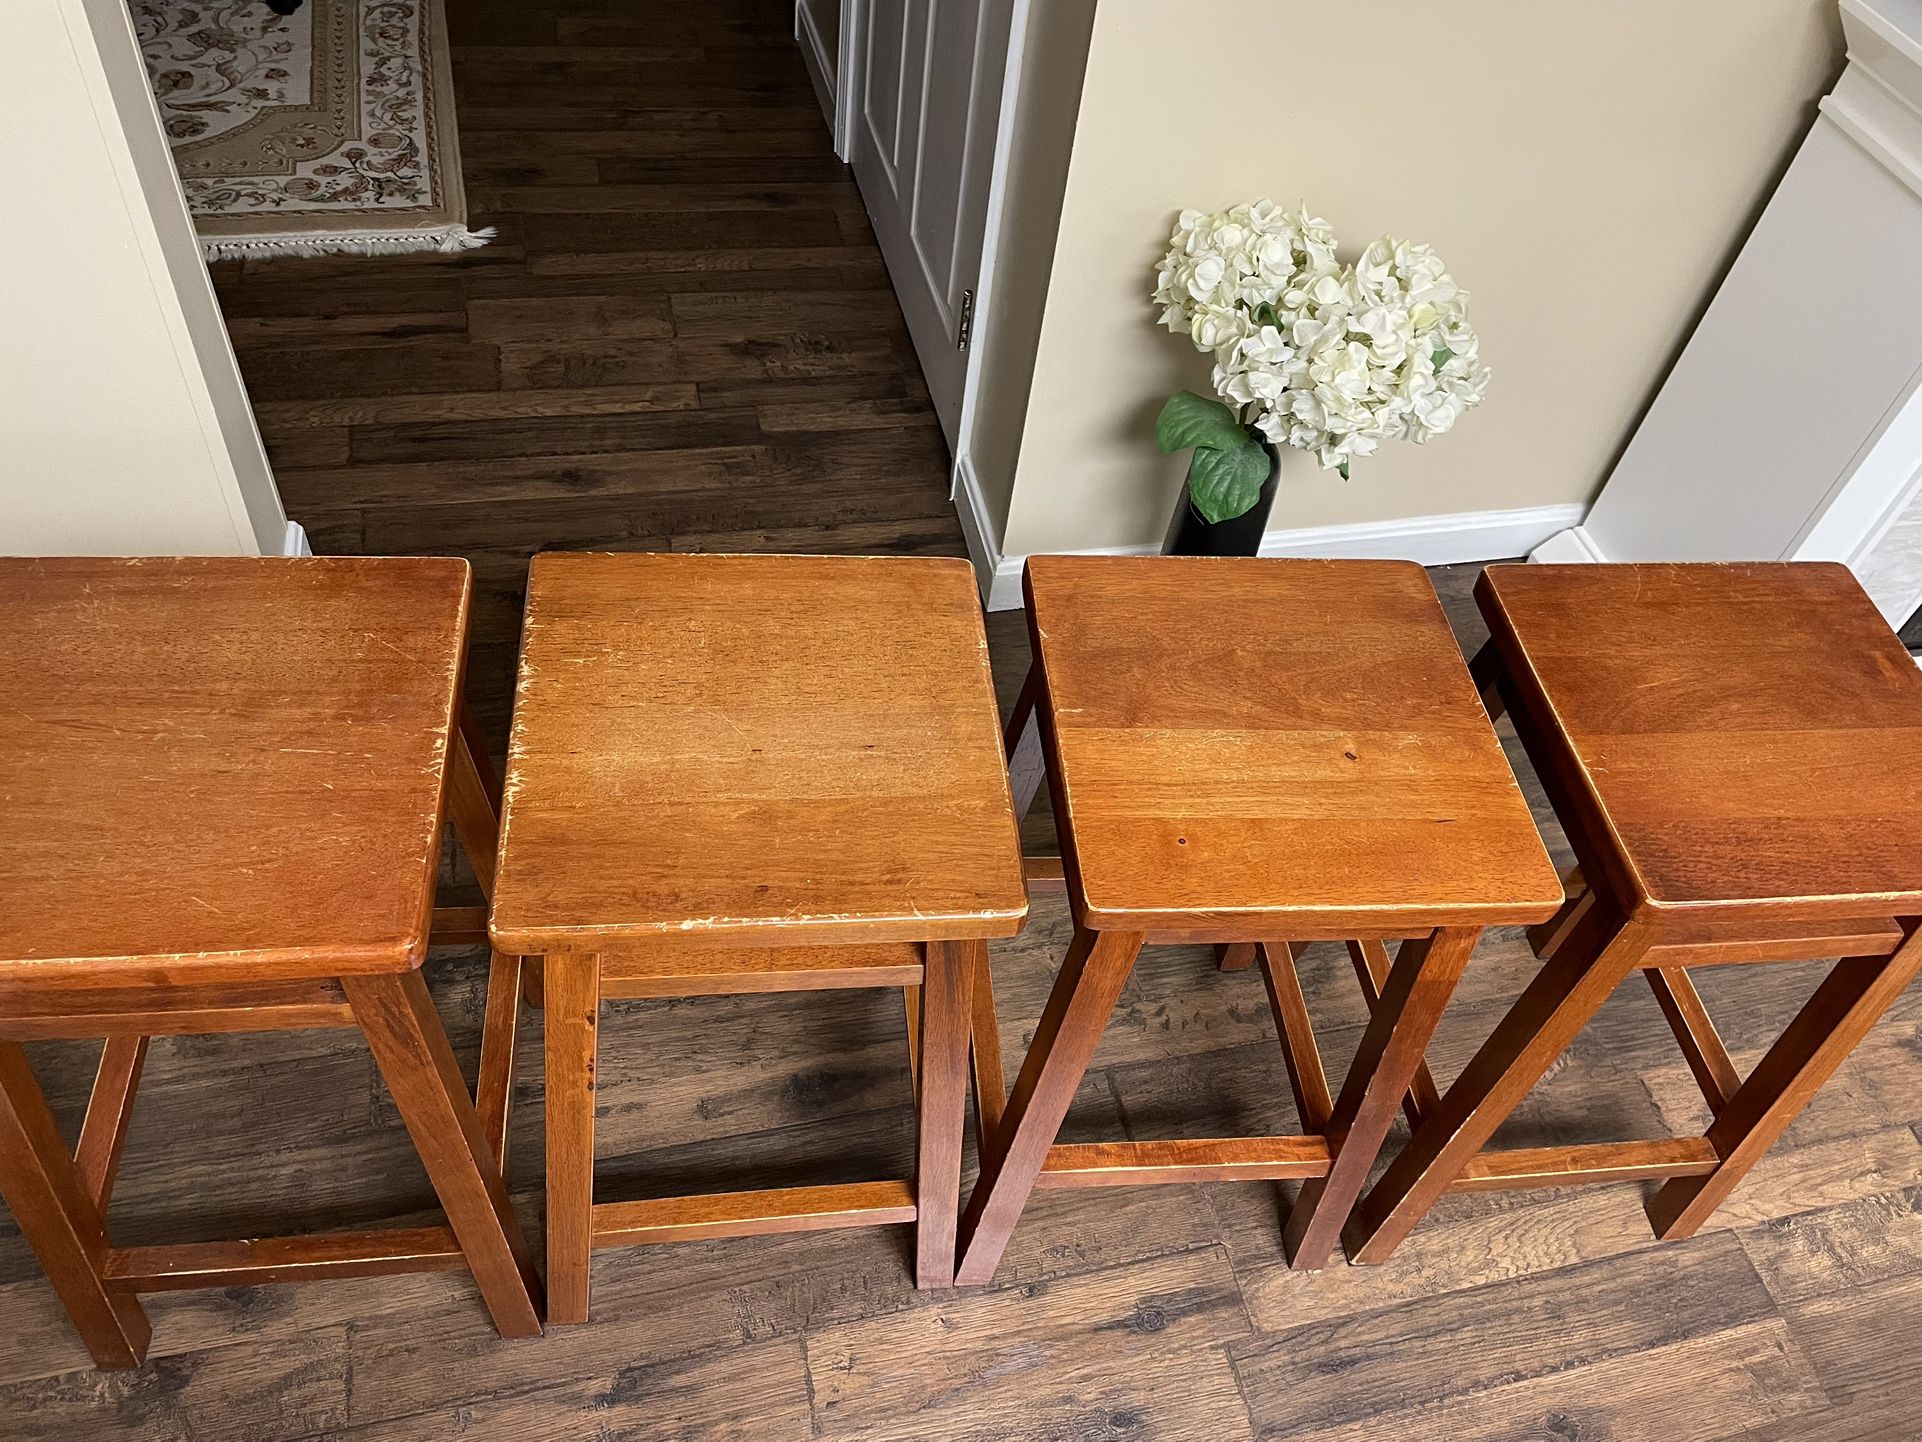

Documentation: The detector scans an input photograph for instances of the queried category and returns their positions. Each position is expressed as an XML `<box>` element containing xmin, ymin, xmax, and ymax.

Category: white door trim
<box><xmin>840</xmin><ymin>0</ymin><xmax>1020</xmax><ymax>447</ymax></box>
<box><xmin>947</xmin><ymin>0</ymin><xmax>1031</xmax><ymax>510</ymax></box>
<box><xmin>834</xmin><ymin>1</ymin><xmax>862</xmax><ymax>159</ymax></box>
<box><xmin>795</xmin><ymin>2</ymin><xmax>837</xmax><ymax>136</ymax></box>
<box><xmin>795</xmin><ymin>1</ymin><xmax>864</xmax><ymax>160</ymax></box>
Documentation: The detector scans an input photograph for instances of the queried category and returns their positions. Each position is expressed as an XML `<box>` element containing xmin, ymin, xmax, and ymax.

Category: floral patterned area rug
<box><xmin>134</xmin><ymin>0</ymin><xmax>487</xmax><ymax>261</ymax></box>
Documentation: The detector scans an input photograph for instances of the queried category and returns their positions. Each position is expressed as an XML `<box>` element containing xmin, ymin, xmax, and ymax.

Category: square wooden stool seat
<box><xmin>954</xmin><ymin>555</ymin><xmax>1562</xmax><ymax>1285</ymax></box>
<box><xmin>490</xmin><ymin>552</ymin><xmax>1027</xmax><ymax>1323</ymax></box>
<box><xmin>0</xmin><ymin>557</ymin><xmax>542</xmax><ymax>1370</ymax></box>
<box><xmin>1349</xmin><ymin>562</ymin><xmax>1922</xmax><ymax>1261</ymax></box>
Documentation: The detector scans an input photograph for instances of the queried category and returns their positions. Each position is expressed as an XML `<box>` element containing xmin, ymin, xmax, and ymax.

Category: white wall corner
<box><xmin>952</xmin><ymin>452</ymin><xmax>1026</xmax><ymax>609</ymax></box>
<box><xmin>1577</xmin><ymin>0</ymin><xmax>1922</xmax><ymax>568</ymax></box>
<box><xmin>282</xmin><ymin>520</ymin><xmax>312</xmax><ymax>557</ymax></box>
<box><xmin>1527</xmin><ymin>524</ymin><xmax>1607</xmax><ymax>563</ymax></box>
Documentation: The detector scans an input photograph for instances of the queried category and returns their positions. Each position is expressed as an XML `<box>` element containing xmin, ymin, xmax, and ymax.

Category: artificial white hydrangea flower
<box><xmin>1153</xmin><ymin>201</ymin><xmax>1339</xmax><ymax>366</ymax></box>
<box><xmin>1153</xmin><ymin>204</ymin><xmax>1489</xmax><ymax>473</ymax></box>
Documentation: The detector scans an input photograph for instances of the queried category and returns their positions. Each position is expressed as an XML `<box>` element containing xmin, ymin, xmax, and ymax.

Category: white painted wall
<box><xmin>0</xmin><ymin>0</ymin><xmax>287</xmax><ymax>557</ymax></box>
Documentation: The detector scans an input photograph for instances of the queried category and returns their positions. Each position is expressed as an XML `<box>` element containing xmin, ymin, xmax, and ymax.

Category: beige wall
<box><xmin>991</xmin><ymin>0</ymin><xmax>1843</xmax><ymax>557</ymax></box>
<box><xmin>0</xmin><ymin>0</ymin><xmax>285</xmax><ymax>556</ymax></box>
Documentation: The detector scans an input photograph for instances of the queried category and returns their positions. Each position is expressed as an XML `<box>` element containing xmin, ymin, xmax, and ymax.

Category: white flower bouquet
<box><xmin>1152</xmin><ymin>200</ymin><xmax>1490</xmax><ymax>525</ymax></box>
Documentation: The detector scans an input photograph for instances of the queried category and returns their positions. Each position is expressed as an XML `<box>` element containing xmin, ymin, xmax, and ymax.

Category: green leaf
<box><xmin>1156</xmin><ymin>391</ymin><xmax>1245</xmax><ymax>455</ymax></box>
<box><xmin>1337</xmin><ymin>459</ymin><xmax>1351</xmax><ymax>481</ymax></box>
<box><xmin>1431</xmin><ymin>346</ymin><xmax>1455</xmax><ymax>369</ymax></box>
<box><xmin>1187</xmin><ymin>431</ymin><xmax>1270</xmax><ymax>523</ymax></box>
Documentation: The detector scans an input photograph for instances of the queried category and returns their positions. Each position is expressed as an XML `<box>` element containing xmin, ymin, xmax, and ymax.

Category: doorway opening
<box><xmin>142</xmin><ymin>0</ymin><xmax>1016</xmax><ymax>741</ymax></box>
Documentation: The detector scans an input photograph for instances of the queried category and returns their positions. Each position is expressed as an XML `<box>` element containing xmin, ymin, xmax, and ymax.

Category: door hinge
<box><xmin>957</xmin><ymin>288</ymin><xmax>975</xmax><ymax>350</ymax></box>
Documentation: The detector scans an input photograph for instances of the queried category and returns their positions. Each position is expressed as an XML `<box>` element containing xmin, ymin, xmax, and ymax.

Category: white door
<box><xmin>846</xmin><ymin>0</ymin><xmax>1015</xmax><ymax>449</ymax></box>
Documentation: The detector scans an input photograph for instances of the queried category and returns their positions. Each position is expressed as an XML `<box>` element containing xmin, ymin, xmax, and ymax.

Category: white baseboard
<box><xmin>1527</xmin><ymin>524</ymin><xmax>1607</xmax><ymax>563</ymax></box>
<box><xmin>952</xmin><ymin>453</ymin><xmax>1012</xmax><ymax>605</ymax></box>
<box><xmin>282</xmin><ymin>520</ymin><xmax>312</xmax><ymax>557</ymax></box>
<box><xmin>951</xmin><ymin>456</ymin><xmax>1590</xmax><ymax>610</ymax></box>
<box><xmin>795</xmin><ymin>2</ymin><xmax>836</xmax><ymax>136</ymax></box>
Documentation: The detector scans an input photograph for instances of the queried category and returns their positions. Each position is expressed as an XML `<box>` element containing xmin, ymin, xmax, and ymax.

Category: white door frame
<box><xmin>810</xmin><ymin>0</ymin><xmax>1033</xmax><ymax>506</ymax></box>
<box><xmin>947</xmin><ymin>0</ymin><xmax>1031</xmax><ymax>501</ymax></box>
<box><xmin>4</xmin><ymin>0</ymin><xmax>295</xmax><ymax>557</ymax></box>
<box><xmin>833</xmin><ymin>2</ymin><xmax>863</xmax><ymax>160</ymax></box>
<box><xmin>795</xmin><ymin>1</ymin><xmax>865</xmax><ymax>161</ymax></box>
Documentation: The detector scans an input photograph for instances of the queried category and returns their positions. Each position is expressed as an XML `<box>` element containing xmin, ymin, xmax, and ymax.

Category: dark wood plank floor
<box><xmin>4</xmin><ymin>0</ymin><xmax>1919</xmax><ymax>1436</ymax></box>
<box><xmin>212</xmin><ymin>0</ymin><xmax>960</xmax><ymax>748</ymax></box>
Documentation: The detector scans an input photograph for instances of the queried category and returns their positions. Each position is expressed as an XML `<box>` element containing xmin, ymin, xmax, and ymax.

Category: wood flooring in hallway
<box><xmin>210</xmin><ymin>0</ymin><xmax>957</xmax><ymax>745</ymax></box>
<box><xmin>1</xmin><ymin>0</ymin><xmax>1917</xmax><ymax>1437</ymax></box>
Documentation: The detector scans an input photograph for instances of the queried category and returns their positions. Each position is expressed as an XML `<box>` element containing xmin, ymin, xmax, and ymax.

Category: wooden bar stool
<box><xmin>0</xmin><ymin>557</ymin><xmax>542</xmax><ymax>1370</ymax></box>
<box><xmin>1349</xmin><ymin>562</ymin><xmax>1922</xmax><ymax>1260</ymax></box>
<box><xmin>954</xmin><ymin>555</ymin><xmax>1563</xmax><ymax>1285</ymax></box>
<box><xmin>488</xmin><ymin>552</ymin><xmax>1027</xmax><ymax>1324</ymax></box>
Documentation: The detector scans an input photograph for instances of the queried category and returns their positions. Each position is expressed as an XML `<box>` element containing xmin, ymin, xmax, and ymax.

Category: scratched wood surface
<box><xmin>0</xmin><ymin>557</ymin><xmax>470</xmax><ymax>983</ymax></box>
<box><xmin>490</xmin><ymin>552</ymin><xmax>1027</xmax><ymax>953</ymax></box>
<box><xmin>4</xmin><ymin>0</ymin><xmax>1912</xmax><ymax>1430</ymax></box>
<box><xmin>1</xmin><ymin>564</ymin><xmax>1918</xmax><ymax>1437</ymax></box>
<box><xmin>1022</xmin><ymin>554</ymin><xmax>1562</xmax><ymax>935</ymax></box>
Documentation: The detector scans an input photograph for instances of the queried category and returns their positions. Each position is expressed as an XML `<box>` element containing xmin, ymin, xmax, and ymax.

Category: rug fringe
<box><xmin>200</xmin><ymin>226</ymin><xmax>495</xmax><ymax>263</ymax></box>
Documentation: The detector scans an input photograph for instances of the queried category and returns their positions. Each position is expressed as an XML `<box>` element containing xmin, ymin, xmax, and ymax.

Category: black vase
<box><xmin>1161</xmin><ymin>438</ymin><xmax>1282</xmax><ymax>557</ymax></box>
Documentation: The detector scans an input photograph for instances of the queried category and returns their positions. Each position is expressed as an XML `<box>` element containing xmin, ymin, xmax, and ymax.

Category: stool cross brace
<box><xmin>0</xmin><ymin>705</ymin><xmax>542</xmax><ymax>1368</ymax></box>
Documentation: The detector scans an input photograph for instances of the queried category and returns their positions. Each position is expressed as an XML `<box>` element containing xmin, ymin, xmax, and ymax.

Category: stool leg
<box><xmin>901</xmin><ymin>985</ymin><xmax>922</xmax><ymax>1088</ymax></box>
<box><xmin>1345</xmin><ymin>914</ymin><xmax>1653</xmax><ymax>1264</ymax></box>
<box><xmin>1527</xmin><ymin>880</ymin><xmax>1596</xmax><ymax>963</ymax></box>
<box><xmin>1216</xmin><ymin>943</ymin><xmax>1258</xmax><ymax>972</ymax></box>
<box><xmin>0</xmin><ymin>1043</ymin><xmax>151</xmax><ymax>1369</ymax></box>
<box><xmin>1284</xmin><ymin>927</ymin><xmax>1479</xmax><ymax>1269</ymax></box>
<box><xmin>1647</xmin><ymin>922</ymin><xmax>1922</xmax><ymax>1240</ymax></box>
<box><xmin>75</xmin><ymin>1037</ymin><xmax>149</xmax><ymax>1211</ymax></box>
<box><xmin>443</xmin><ymin>696</ymin><xmax>527</xmax><ymax>1179</ymax></box>
<box><xmin>446</xmin><ymin>697</ymin><xmax>503</xmax><ymax>899</ymax></box>
<box><xmin>970</xmin><ymin>948</ymin><xmax>1007</xmax><ymax>1143</ymax></box>
<box><xmin>953</xmin><ymin>926</ymin><xmax>1145</xmax><ymax>1286</ymax></box>
<box><xmin>476</xmin><ymin>952</ymin><xmax>523</xmax><ymax>1170</ymax></box>
<box><xmin>1004</xmin><ymin>662</ymin><xmax>1047</xmax><ymax>821</ymax></box>
<box><xmin>1644</xmin><ymin>967</ymin><xmax>1741</xmax><ymax>1113</ymax></box>
<box><xmin>1467</xmin><ymin>638</ymin><xmax>1505</xmax><ymax>720</ymax></box>
<box><xmin>1259</xmin><ymin>942</ymin><xmax>1332</xmax><ymax>1133</ymax></box>
<box><xmin>1346</xmin><ymin>940</ymin><xmax>1443</xmax><ymax>1127</ymax></box>
<box><xmin>543</xmin><ymin>952</ymin><xmax>600</xmax><ymax>1325</ymax></box>
<box><xmin>345</xmin><ymin>972</ymin><xmax>543</xmax><ymax>1339</ymax></box>
<box><xmin>915</xmin><ymin>940</ymin><xmax>980</xmax><ymax>1288</ymax></box>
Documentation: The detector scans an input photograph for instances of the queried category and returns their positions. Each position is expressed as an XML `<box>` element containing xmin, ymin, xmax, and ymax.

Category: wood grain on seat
<box><xmin>1025</xmin><ymin>555</ymin><xmax>1561</xmax><ymax>935</ymax></box>
<box><xmin>490</xmin><ymin>552</ymin><xmax>1028</xmax><ymax>954</ymax></box>
<box><xmin>0</xmin><ymin>556</ymin><xmax>471</xmax><ymax>983</ymax></box>
<box><xmin>1351</xmin><ymin>562</ymin><xmax>1922</xmax><ymax>1263</ymax></box>
<box><xmin>955</xmin><ymin>555</ymin><xmax>1565</xmax><ymax>1286</ymax></box>
<box><xmin>1477</xmin><ymin>562</ymin><xmax>1922</xmax><ymax>922</ymax></box>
